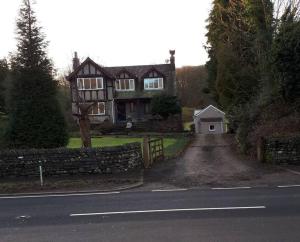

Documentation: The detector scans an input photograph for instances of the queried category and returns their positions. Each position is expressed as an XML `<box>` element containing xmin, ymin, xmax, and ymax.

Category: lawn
<box><xmin>68</xmin><ymin>136</ymin><xmax>190</xmax><ymax>158</ymax></box>
<box><xmin>182</xmin><ymin>107</ymin><xmax>195</xmax><ymax>131</ymax></box>
<box><xmin>182</xmin><ymin>107</ymin><xmax>194</xmax><ymax>122</ymax></box>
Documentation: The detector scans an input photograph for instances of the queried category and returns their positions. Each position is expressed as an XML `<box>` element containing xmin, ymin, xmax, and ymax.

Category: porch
<box><xmin>114</xmin><ymin>98</ymin><xmax>152</xmax><ymax>123</ymax></box>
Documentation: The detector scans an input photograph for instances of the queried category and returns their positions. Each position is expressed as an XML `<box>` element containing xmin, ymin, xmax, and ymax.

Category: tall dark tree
<box><xmin>6</xmin><ymin>0</ymin><xmax>68</xmax><ymax>148</ymax></box>
<box><xmin>205</xmin><ymin>0</ymin><xmax>273</xmax><ymax>113</ymax></box>
<box><xmin>272</xmin><ymin>6</ymin><xmax>300</xmax><ymax>103</ymax></box>
<box><xmin>0</xmin><ymin>59</ymin><xmax>9</xmax><ymax>113</ymax></box>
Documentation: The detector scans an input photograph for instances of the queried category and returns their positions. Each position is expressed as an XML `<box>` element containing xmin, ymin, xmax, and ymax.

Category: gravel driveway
<box><xmin>143</xmin><ymin>134</ymin><xmax>300</xmax><ymax>189</ymax></box>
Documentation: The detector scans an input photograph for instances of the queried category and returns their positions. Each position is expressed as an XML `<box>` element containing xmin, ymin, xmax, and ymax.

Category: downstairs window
<box><xmin>88</xmin><ymin>102</ymin><xmax>105</xmax><ymax>115</ymax></box>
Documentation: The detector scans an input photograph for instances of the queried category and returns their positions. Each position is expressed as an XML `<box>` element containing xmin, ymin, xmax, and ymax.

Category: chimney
<box><xmin>72</xmin><ymin>51</ymin><xmax>80</xmax><ymax>71</ymax></box>
<box><xmin>169</xmin><ymin>50</ymin><xmax>175</xmax><ymax>65</ymax></box>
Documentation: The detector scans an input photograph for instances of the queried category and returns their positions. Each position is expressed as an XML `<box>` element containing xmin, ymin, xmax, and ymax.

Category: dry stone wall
<box><xmin>0</xmin><ymin>143</ymin><xmax>142</xmax><ymax>177</ymax></box>
<box><xmin>264</xmin><ymin>136</ymin><xmax>300</xmax><ymax>164</ymax></box>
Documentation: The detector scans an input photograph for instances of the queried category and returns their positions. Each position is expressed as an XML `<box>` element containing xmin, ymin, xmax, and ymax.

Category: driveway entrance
<box><xmin>144</xmin><ymin>134</ymin><xmax>300</xmax><ymax>188</ymax></box>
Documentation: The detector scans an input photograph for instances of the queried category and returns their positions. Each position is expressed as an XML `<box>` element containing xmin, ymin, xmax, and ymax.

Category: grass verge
<box><xmin>68</xmin><ymin>136</ymin><xmax>191</xmax><ymax>158</ymax></box>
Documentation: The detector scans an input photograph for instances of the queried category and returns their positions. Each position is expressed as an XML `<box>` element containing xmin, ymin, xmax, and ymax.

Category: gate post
<box><xmin>257</xmin><ymin>136</ymin><xmax>266</xmax><ymax>162</ymax></box>
<box><xmin>143</xmin><ymin>136</ymin><xmax>150</xmax><ymax>168</ymax></box>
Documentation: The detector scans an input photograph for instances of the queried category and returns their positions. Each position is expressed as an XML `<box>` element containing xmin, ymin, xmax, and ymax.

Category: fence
<box><xmin>143</xmin><ymin>137</ymin><xmax>164</xmax><ymax>168</ymax></box>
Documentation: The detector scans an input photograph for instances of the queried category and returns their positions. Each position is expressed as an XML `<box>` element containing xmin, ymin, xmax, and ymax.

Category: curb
<box><xmin>276</xmin><ymin>165</ymin><xmax>300</xmax><ymax>176</ymax></box>
<box><xmin>0</xmin><ymin>171</ymin><xmax>144</xmax><ymax>197</ymax></box>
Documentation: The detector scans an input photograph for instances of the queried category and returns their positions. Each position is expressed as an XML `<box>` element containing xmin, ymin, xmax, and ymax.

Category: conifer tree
<box><xmin>6</xmin><ymin>0</ymin><xmax>68</xmax><ymax>148</ymax></box>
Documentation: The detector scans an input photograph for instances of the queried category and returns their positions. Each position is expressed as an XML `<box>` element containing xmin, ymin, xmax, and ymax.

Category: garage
<box><xmin>193</xmin><ymin>105</ymin><xmax>226</xmax><ymax>134</ymax></box>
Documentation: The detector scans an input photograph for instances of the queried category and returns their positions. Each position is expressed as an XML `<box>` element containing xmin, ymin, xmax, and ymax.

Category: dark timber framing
<box><xmin>66</xmin><ymin>50</ymin><xmax>177</xmax><ymax>125</ymax></box>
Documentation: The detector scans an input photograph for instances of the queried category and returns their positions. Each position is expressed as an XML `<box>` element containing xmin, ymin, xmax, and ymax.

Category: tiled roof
<box><xmin>104</xmin><ymin>64</ymin><xmax>173</xmax><ymax>79</ymax></box>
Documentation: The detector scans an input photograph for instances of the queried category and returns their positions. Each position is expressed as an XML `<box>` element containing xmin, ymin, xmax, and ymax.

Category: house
<box><xmin>66</xmin><ymin>50</ymin><xmax>177</xmax><ymax>128</ymax></box>
<box><xmin>193</xmin><ymin>105</ymin><xmax>226</xmax><ymax>134</ymax></box>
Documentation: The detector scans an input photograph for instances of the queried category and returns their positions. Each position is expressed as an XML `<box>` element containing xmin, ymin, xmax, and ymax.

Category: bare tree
<box><xmin>273</xmin><ymin>0</ymin><xmax>300</xmax><ymax>20</ymax></box>
<box><xmin>74</xmin><ymin>103</ymin><xmax>95</xmax><ymax>148</ymax></box>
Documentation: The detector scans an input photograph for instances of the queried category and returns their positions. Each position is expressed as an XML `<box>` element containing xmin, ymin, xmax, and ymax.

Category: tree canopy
<box><xmin>205</xmin><ymin>0</ymin><xmax>300</xmax><ymax>152</ymax></box>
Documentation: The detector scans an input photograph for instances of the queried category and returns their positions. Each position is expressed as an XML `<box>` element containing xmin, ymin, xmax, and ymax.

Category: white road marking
<box><xmin>212</xmin><ymin>187</ymin><xmax>251</xmax><ymax>190</ymax></box>
<box><xmin>70</xmin><ymin>206</ymin><xmax>266</xmax><ymax>217</ymax></box>
<box><xmin>16</xmin><ymin>215</ymin><xmax>31</xmax><ymax>220</ymax></box>
<box><xmin>152</xmin><ymin>188</ymin><xmax>188</xmax><ymax>192</ymax></box>
<box><xmin>278</xmin><ymin>185</ymin><xmax>300</xmax><ymax>188</ymax></box>
<box><xmin>0</xmin><ymin>191</ymin><xmax>120</xmax><ymax>199</ymax></box>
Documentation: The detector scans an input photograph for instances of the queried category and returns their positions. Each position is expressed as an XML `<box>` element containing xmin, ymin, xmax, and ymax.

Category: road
<box><xmin>1</xmin><ymin>186</ymin><xmax>300</xmax><ymax>242</ymax></box>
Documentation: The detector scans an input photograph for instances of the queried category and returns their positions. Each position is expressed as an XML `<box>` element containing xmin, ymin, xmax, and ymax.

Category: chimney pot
<box><xmin>73</xmin><ymin>51</ymin><xmax>80</xmax><ymax>71</ymax></box>
<box><xmin>169</xmin><ymin>50</ymin><xmax>175</xmax><ymax>65</ymax></box>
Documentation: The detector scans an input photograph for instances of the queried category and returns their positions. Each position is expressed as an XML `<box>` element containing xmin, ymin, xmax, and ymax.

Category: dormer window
<box><xmin>115</xmin><ymin>79</ymin><xmax>135</xmax><ymax>91</ymax></box>
<box><xmin>144</xmin><ymin>78</ymin><xmax>164</xmax><ymax>90</ymax></box>
<box><xmin>77</xmin><ymin>77</ymin><xmax>103</xmax><ymax>90</ymax></box>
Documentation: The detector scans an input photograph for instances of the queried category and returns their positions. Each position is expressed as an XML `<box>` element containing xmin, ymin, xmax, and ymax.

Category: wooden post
<box><xmin>161</xmin><ymin>137</ymin><xmax>164</xmax><ymax>160</ymax></box>
<box><xmin>257</xmin><ymin>137</ymin><xmax>265</xmax><ymax>163</ymax></box>
<box><xmin>143</xmin><ymin>136</ymin><xmax>150</xmax><ymax>168</ymax></box>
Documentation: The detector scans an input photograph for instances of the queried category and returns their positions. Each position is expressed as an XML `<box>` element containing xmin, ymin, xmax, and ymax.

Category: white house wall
<box><xmin>194</xmin><ymin>106</ymin><xmax>226</xmax><ymax>134</ymax></box>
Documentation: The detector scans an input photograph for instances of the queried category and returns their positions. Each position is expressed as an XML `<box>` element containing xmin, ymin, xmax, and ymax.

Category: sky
<box><xmin>0</xmin><ymin>0</ymin><xmax>212</xmax><ymax>73</ymax></box>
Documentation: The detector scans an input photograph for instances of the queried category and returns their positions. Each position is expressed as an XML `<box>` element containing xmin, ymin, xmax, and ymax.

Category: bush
<box><xmin>151</xmin><ymin>94</ymin><xmax>181</xmax><ymax>119</ymax></box>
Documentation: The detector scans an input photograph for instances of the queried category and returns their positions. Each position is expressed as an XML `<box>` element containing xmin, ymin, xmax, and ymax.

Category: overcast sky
<box><xmin>0</xmin><ymin>0</ymin><xmax>212</xmax><ymax>73</ymax></box>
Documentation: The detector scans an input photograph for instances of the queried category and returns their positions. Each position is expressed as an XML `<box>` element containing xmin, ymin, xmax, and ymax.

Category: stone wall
<box><xmin>263</xmin><ymin>136</ymin><xmax>300</xmax><ymax>164</ymax></box>
<box><xmin>0</xmin><ymin>143</ymin><xmax>142</xmax><ymax>177</ymax></box>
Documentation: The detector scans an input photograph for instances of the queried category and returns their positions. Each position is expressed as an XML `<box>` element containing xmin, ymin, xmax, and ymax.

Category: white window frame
<box><xmin>144</xmin><ymin>78</ymin><xmax>164</xmax><ymax>90</ymax></box>
<box><xmin>89</xmin><ymin>102</ymin><xmax>105</xmax><ymax>116</ymax></box>
<box><xmin>77</xmin><ymin>77</ymin><xmax>104</xmax><ymax>90</ymax></box>
<box><xmin>115</xmin><ymin>79</ymin><xmax>135</xmax><ymax>91</ymax></box>
<box><xmin>209</xmin><ymin>124</ymin><xmax>215</xmax><ymax>131</ymax></box>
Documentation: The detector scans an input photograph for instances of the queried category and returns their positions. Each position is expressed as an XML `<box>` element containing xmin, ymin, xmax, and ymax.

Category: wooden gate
<box><xmin>143</xmin><ymin>137</ymin><xmax>164</xmax><ymax>168</ymax></box>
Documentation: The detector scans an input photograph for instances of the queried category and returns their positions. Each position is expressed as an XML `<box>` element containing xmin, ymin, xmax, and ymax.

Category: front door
<box><xmin>117</xmin><ymin>102</ymin><xmax>126</xmax><ymax>122</ymax></box>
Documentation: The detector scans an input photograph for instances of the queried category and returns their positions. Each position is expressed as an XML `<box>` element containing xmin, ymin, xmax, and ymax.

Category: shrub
<box><xmin>150</xmin><ymin>94</ymin><xmax>181</xmax><ymax>119</ymax></box>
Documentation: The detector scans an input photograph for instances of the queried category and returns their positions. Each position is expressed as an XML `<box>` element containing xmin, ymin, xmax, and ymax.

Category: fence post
<box><xmin>143</xmin><ymin>136</ymin><xmax>150</xmax><ymax>168</ymax></box>
<box><xmin>38</xmin><ymin>160</ymin><xmax>44</xmax><ymax>187</ymax></box>
<box><xmin>257</xmin><ymin>137</ymin><xmax>265</xmax><ymax>163</ymax></box>
<box><xmin>161</xmin><ymin>137</ymin><xmax>164</xmax><ymax>160</ymax></box>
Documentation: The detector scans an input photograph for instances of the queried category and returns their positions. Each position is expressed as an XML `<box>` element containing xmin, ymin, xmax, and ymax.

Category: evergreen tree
<box><xmin>6</xmin><ymin>0</ymin><xmax>68</xmax><ymax>148</ymax></box>
<box><xmin>151</xmin><ymin>94</ymin><xmax>181</xmax><ymax>119</ymax></box>
<box><xmin>272</xmin><ymin>6</ymin><xmax>300</xmax><ymax>103</ymax></box>
<box><xmin>205</xmin><ymin>0</ymin><xmax>273</xmax><ymax>113</ymax></box>
<box><xmin>206</xmin><ymin>0</ymin><xmax>259</xmax><ymax>111</ymax></box>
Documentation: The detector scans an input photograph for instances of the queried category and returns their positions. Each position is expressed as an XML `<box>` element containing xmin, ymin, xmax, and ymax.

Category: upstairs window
<box><xmin>115</xmin><ymin>79</ymin><xmax>135</xmax><ymax>91</ymax></box>
<box><xmin>77</xmin><ymin>77</ymin><xmax>103</xmax><ymax>90</ymax></box>
<box><xmin>144</xmin><ymin>78</ymin><xmax>164</xmax><ymax>90</ymax></box>
<box><xmin>88</xmin><ymin>102</ymin><xmax>105</xmax><ymax>115</ymax></box>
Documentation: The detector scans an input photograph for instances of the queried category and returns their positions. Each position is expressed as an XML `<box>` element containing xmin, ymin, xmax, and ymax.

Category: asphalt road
<box><xmin>1</xmin><ymin>186</ymin><xmax>300</xmax><ymax>242</ymax></box>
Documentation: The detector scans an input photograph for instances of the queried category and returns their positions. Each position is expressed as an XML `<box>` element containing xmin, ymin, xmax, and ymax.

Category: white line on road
<box><xmin>152</xmin><ymin>189</ymin><xmax>188</xmax><ymax>192</ymax></box>
<box><xmin>278</xmin><ymin>185</ymin><xmax>300</xmax><ymax>188</ymax></box>
<box><xmin>0</xmin><ymin>191</ymin><xmax>120</xmax><ymax>199</ymax></box>
<box><xmin>212</xmin><ymin>187</ymin><xmax>251</xmax><ymax>190</ymax></box>
<box><xmin>70</xmin><ymin>206</ymin><xmax>266</xmax><ymax>217</ymax></box>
